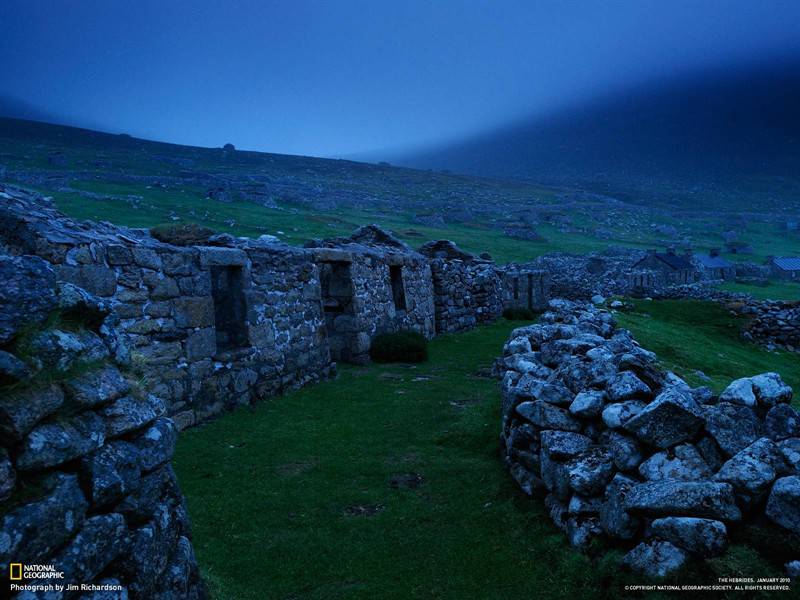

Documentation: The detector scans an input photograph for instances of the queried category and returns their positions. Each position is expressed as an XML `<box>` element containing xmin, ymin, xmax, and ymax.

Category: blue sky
<box><xmin>1</xmin><ymin>0</ymin><xmax>798</xmax><ymax>156</ymax></box>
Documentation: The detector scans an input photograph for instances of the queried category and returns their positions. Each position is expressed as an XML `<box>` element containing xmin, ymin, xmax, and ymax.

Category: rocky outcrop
<box><xmin>0</xmin><ymin>254</ymin><xmax>204</xmax><ymax>599</ymax></box>
<box><xmin>499</xmin><ymin>299</ymin><xmax>799</xmax><ymax>578</ymax></box>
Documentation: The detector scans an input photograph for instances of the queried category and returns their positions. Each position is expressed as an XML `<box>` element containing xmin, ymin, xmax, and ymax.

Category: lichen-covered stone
<box><xmin>99</xmin><ymin>394</ymin><xmax>163</xmax><ymax>437</ymax></box>
<box><xmin>623</xmin><ymin>540</ymin><xmax>688</xmax><ymax>578</ymax></box>
<box><xmin>80</xmin><ymin>441</ymin><xmax>142</xmax><ymax>507</ymax></box>
<box><xmin>638</xmin><ymin>444</ymin><xmax>712</xmax><ymax>482</ymax></box>
<box><xmin>64</xmin><ymin>364</ymin><xmax>130</xmax><ymax>407</ymax></box>
<box><xmin>16</xmin><ymin>411</ymin><xmax>105</xmax><ymax>471</ymax></box>
<box><xmin>623</xmin><ymin>387</ymin><xmax>703</xmax><ymax>449</ymax></box>
<box><xmin>134</xmin><ymin>417</ymin><xmax>177</xmax><ymax>471</ymax></box>
<box><xmin>607</xmin><ymin>371</ymin><xmax>652</xmax><ymax>402</ymax></box>
<box><xmin>601</xmin><ymin>400</ymin><xmax>646</xmax><ymax>429</ymax></box>
<box><xmin>766</xmin><ymin>476</ymin><xmax>800</xmax><ymax>535</ymax></box>
<box><xmin>516</xmin><ymin>401</ymin><xmax>581</xmax><ymax>432</ymax></box>
<box><xmin>0</xmin><ymin>474</ymin><xmax>88</xmax><ymax>576</ymax></box>
<box><xmin>0</xmin><ymin>254</ymin><xmax>57</xmax><ymax>344</ymax></box>
<box><xmin>624</xmin><ymin>481</ymin><xmax>741</xmax><ymax>521</ymax></box>
<box><xmin>649</xmin><ymin>517</ymin><xmax>727</xmax><ymax>557</ymax></box>
<box><xmin>0</xmin><ymin>384</ymin><xmax>64</xmax><ymax>442</ymax></box>
<box><xmin>703</xmin><ymin>402</ymin><xmax>764</xmax><ymax>456</ymax></box>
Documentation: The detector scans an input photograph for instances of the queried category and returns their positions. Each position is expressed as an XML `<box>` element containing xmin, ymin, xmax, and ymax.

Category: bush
<box><xmin>369</xmin><ymin>331</ymin><xmax>428</xmax><ymax>363</ymax></box>
<box><xmin>502</xmin><ymin>308</ymin><xmax>538</xmax><ymax>321</ymax></box>
<box><xmin>150</xmin><ymin>223</ymin><xmax>215</xmax><ymax>246</ymax></box>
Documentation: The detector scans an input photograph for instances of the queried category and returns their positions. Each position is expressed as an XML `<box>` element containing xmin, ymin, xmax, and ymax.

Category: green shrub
<box><xmin>502</xmin><ymin>308</ymin><xmax>538</xmax><ymax>321</ymax></box>
<box><xmin>150</xmin><ymin>223</ymin><xmax>215</xmax><ymax>246</ymax></box>
<box><xmin>369</xmin><ymin>331</ymin><xmax>428</xmax><ymax>363</ymax></box>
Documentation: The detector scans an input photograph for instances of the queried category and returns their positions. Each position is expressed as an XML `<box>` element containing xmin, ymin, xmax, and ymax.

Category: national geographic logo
<box><xmin>8</xmin><ymin>563</ymin><xmax>64</xmax><ymax>580</ymax></box>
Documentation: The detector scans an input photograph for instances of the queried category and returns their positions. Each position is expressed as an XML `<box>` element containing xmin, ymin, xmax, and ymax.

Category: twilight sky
<box><xmin>1</xmin><ymin>0</ymin><xmax>798</xmax><ymax>157</ymax></box>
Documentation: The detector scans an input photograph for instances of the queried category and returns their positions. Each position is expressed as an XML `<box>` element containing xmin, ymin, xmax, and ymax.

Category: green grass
<box><xmin>617</xmin><ymin>300</ymin><xmax>800</xmax><ymax>394</ymax></box>
<box><xmin>718</xmin><ymin>280</ymin><xmax>800</xmax><ymax>302</ymax></box>
<box><xmin>173</xmin><ymin>315</ymin><xmax>788</xmax><ymax>599</ymax></box>
<box><xmin>173</xmin><ymin>321</ymin><xmax>621</xmax><ymax>599</ymax></box>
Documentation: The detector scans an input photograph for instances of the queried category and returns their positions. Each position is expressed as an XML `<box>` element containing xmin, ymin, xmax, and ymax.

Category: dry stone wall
<box><xmin>0</xmin><ymin>254</ymin><xmax>204</xmax><ymax>599</ymax></box>
<box><xmin>499</xmin><ymin>299</ymin><xmax>800</xmax><ymax>578</ymax></box>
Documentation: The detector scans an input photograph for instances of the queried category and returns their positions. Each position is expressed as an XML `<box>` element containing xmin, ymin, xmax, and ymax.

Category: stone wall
<box><xmin>0</xmin><ymin>184</ymin><xmax>335</xmax><ymax>429</ymax></box>
<box><xmin>0</xmin><ymin>254</ymin><xmax>204</xmax><ymax>599</ymax></box>
<box><xmin>418</xmin><ymin>240</ymin><xmax>504</xmax><ymax>334</ymax></box>
<box><xmin>498</xmin><ymin>299</ymin><xmax>800</xmax><ymax>578</ymax></box>
<box><xmin>307</xmin><ymin>226</ymin><xmax>436</xmax><ymax>363</ymax></box>
<box><xmin>499</xmin><ymin>265</ymin><xmax>550</xmax><ymax>312</ymax></box>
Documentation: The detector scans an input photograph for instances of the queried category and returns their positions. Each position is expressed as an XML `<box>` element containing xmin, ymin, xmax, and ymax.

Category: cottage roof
<box><xmin>635</xmin><ymin>252</ymin><xmax>693</xmax><ymax>271</ymax></box>
<box><xmin>772</xmin><ymin>257</ymin><xmax>800</xmax><ymax>271</ymax></box>
<box><xmin>695</xmin><ymin>254</ymin><xmax>733</xmax><ymax>269</ymax></box>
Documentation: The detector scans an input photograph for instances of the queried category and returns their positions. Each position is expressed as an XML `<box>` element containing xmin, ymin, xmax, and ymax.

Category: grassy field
<box><xmin>173</xmin><ymin>315</ymin><xmax>787</xmax><ymax>600</ymax></box>
<box><xmin>617</xmin><ymin>299</ymin><xmax>800</xmax><ymax>394</ymax></box>
<box><xmin>718</xmin><ymin>280</ymin><xmax>800</xmax><ymax>302</ymax></box>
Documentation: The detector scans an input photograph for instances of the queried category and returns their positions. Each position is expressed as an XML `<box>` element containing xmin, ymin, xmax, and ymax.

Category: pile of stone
<box><xmin>498</xmin><ymin>299</ymin><xmax>800</xmax><ymax>578</ymax></box>
<box><xmin>0</xmin><ymin>254</ymin><xmax>204</xmax><ymax>598</ymax></box>
<box><xmin>742</xmin><ymin>301</ymin><xmax>800</xmax><ymax>352</ymax></box>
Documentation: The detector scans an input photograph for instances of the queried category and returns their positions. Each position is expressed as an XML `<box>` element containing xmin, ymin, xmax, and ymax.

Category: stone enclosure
<box><xmin>499</xmin><ymin>299</ymin><xmax>800</xmax><ymax>578</ymax></box>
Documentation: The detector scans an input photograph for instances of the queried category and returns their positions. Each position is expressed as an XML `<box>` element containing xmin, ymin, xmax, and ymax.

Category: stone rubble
<box><xmin>499</xmin><ymin>298</ymin><xmax>799</xmax><ymax>578</ymax></box>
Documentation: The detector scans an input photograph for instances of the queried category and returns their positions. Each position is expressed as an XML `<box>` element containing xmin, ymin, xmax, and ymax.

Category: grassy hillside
<box><xmin>617</xmin><ymin>300</ymin><xmax>800</xmax><ymax>393</ymax></box>
<box><xmin>173</xmin><ymin>317</ymin><xmax>786</xmax><ymax>600</ymax></box>
<box><xmin>2</xmin><ymin>117</ymin><xmax>800</xmax><ymax>266</ymax></box>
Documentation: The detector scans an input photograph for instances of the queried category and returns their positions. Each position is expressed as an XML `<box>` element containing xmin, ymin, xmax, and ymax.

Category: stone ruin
<box><xmin>498</xmin><ymin>299</ymin><xmax>800</xmax><ymax>578</ymax></box>
<box><xmin>419</xmin><ymin>240</ymin><xmax>515</xmax><ymax>334</ymax></box>
<box><xmin>0</xmin><ymin>184</ymin><xmax>545</xmax><ymax>430</ymax></box>
<box><xmin>0</xmin><ymin>254</ymin><xmax>205</xmax><ymax>598</ymax></box>
<box><xmin>305</xmin><ymin>225</ymin><xmax>435</xmax><ymax>364</ymax></box>
<box><xmin>499</xmin><ymin>263</ymin><xmax>550</xmax><ymax>313</ymax></box>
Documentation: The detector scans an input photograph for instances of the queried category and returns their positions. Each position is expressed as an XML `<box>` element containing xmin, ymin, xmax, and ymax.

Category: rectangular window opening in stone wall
<box><xmin>320</xmin><ymin>261</ymin><xmax>355</xmax><ymax>315</ymax></box>
<box><xmin>389</xmin><ymin>264</ymin><xmax>406</xmax><ymax>311</ymax></box>
<box><xmin>210</xmin><ymin>265</ymin><xmax>249</xmax><ymax>351</ymax></box>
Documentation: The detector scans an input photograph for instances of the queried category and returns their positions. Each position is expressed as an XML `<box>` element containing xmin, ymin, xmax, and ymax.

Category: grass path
<box><xmin>173</xmin><ymin>321</ymin><xmax>623</xmax><ymax>599</ymax></box>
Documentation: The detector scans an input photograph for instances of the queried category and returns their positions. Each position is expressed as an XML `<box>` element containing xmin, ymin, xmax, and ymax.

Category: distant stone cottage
<box><xmin>694</xmin><ymin>248</ymin><xmax>735</xmax><ymax>281</ymax></box>
<box><xmin>768</xmin><ymin>256</ymin><xmax>800</xmax><ymax>281</ymax></box>
<box><xmin>632</xmin><ymin>248</ymin><xmax>697</xmax><ymax>285</ymax></box>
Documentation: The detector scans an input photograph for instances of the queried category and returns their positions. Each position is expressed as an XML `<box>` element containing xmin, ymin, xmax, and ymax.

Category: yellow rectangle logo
<box><xmin>10</xmin><ymin>563</ymin><xmax>22</xmax><ymax>580</ymax></box>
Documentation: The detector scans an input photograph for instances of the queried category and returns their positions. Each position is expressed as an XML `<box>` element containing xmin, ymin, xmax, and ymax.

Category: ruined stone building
<box><xmin>1</xmin><ymin>184</ymin><xmax>542</xmax><ymax>432</ymax></box>
<box><xmin>632</xmin><ymin>248</ymin><xmax>697</xmax><ymax>285</ymax></box>
<box><xmin>498</xmin><ymin>264</ymin><xmax>550</xmax><ymax>312</ymax></box>
<box><xmin>693</xmin><ymin>249</ymin><xmax>735</xmax><ymax>281</ymax></box>
<box><xmin>305</xmin><ymin>225</ymin><xmax>436</xmax><ymax>364</ymax></box>
<box><xmin>418</xmin><ymin>240</ymin><xmax>504</xmax><ymax>333</ymax></box>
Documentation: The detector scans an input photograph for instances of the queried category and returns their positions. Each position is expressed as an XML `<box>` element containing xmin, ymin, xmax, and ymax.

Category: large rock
<box><xmin>57</xmin><ymin>281</ymin><xmax>111</xmax><ymax>328</ymax></box>
<box><xmin>766</xmin><ymin>404</ymin><xmax>800</xmax><ymax>441</ymax></box>
<box><xmin>602</xmin><ymin>431</ymin><xmax>643</xmax><ymax>472</ymax></box>
<box><xmin>703</xmin><ymin>402</ymin><xmax>764</xmax><ymax>456</ymax></box>
<box><xmin>99</xmin><ymin>394</ymin><xmax>163</xmax><ymax>437</ymax></box>
<box><xmin>15</xmin><ymin>411</ymin><xmax>105</xmax><ymax>471</ymax></box>
<box><xmin>567</xmin><ymin>447</ymin><xmax>615</xmax><ymax>496</ymax></box>
<box><xmin>720</xmin><ymin>373</ymin><xmax>792</xmax><ymax>408</ymax></box>
<box><xmin>0</xmin><ymin>474</ymin><xmax>89</xmax><ymax>576</ymax></box>
<box><xmin>569</xmin><ymin>390</ymin><xmax>606</xmax><ymax>418</ymax></box>
<box><xmin>766</xmin><ymin>476</ymin><xmax>800</xmax><ymax>535</ymax></box>
<box><xmin>649</xmin><ymin>517</ymin><xmax>727</xmax><ymax>557</ymax></box>
<box><xmin>639</xmin><ymin>444</ymin><xmax>712</xmax><ymax>482</ymax></box>
<box><xmin>516</xmin><ymin>401</ymin><xmax>581</xmax><ymax>432</ymax></box>
<box><xmin>607</xmin><ymin>371</ymin><xmax>652</xmax><ymax>402</ymax></box>
<box><xmin>133</xmin><ymin>417</ymin><xmax>177</xmax><ymax>471</ymax></box>
<box><xmin>540</xmin><ymin>430</ymin><xmax>592</xmax><ymax>461</ymax></box>
<box><xmin>44</xmin><ymin>513</ymin><xmax>128</xmax><ymax>586</ymax></box>
<box><xmin>0</xmin><ymin>254</ymin><xmax>57</xmax><ymax>344</ymax></box>
<box><xmin>713</xmin><ymin>437</ymin><xmax>786</xmax><ymax>500</ymax></box>
<box><xmin>0</xmin><ymin>384</ymin><xmax>64</xmax><ymax>442</ymax></box>
<box><xmin>29</xmin><ymin>329</ymin><xmax>109</xmax><ymax>372</ymax></box>
<box><xmin>623</xmin><ymin>540</ymin><xmax>689</xmax><ymax>578</ymax></box>
<box><xmin>601</xmin><ymin>400</ymin><xmax>646</xmax><ymax>429</ymax></box>
<box><xmin>719</xmin><ymin>377</ymin><xmax>757</xmax><ymax>407</ymax></box>
<box><xmin>63</xmin><ymin>365</ymin><xmax>130</xmax><ymax>407</ymax></box>
<box><xmin>623</xmin><ymin>387</ymin><xmax>703</xmax><ymax>449</ymax></box>
<box><xmin>780</xmin><ymin>438</ymin><xmax>800</xmax><ymax>473</ymax></box>
<box><xmin>80</xmin><ymin>441</ymin><xmax>142</xmax><ymax>507</ymax></box>
<box><xmin>0</xmin><ymin>349</ymin><xmax>30</xmax><ymax>385</ymax></box>
<box><xmin>624</xmin><ymin>481</ymin><xmax>741</xmax><ymax>521</ymax></box>
<box><xmin>600</xmin><ymin>473</ymin><xmax>641</xmax><ymax>540</ymax></box>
